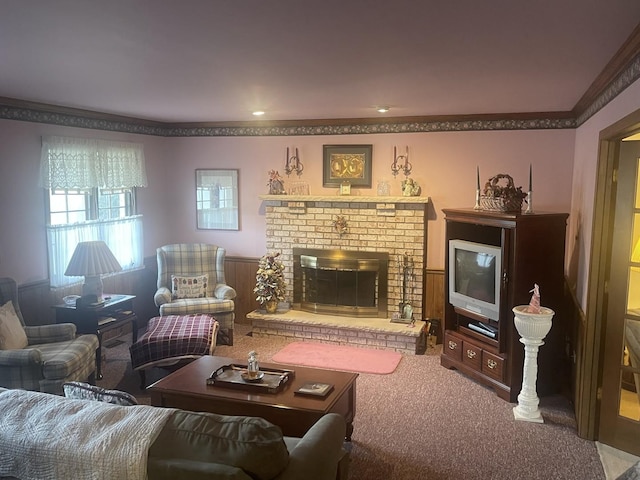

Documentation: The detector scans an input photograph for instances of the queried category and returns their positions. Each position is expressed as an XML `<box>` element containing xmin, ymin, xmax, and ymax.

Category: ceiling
<box><xmin>1</xmin><ymin>1</ymin><xmax>639</xmax><ymax>124</ymax></box>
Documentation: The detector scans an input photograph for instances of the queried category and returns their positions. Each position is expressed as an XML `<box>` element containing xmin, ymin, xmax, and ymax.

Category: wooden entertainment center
<box><xmin>440</xmin><ymin>208</ymin><xmax>569</xmax><ymax>402</ymax></box>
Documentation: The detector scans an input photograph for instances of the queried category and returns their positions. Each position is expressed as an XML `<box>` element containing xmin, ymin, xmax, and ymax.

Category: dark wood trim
<box><xmin>0</xmin><ymin>96</ymin><xmax>167</xmax><ymax>129</ymax></box>
<box><xmin>577</xmin><ymin>113</ymin><xmax>638</xmax><ymax>440</ymax></box>
<box><xmin>17</xmin><ymin>279</ymin><xmax>54</xmax><ymax>326</ymax></box>
<box><xmin>171</xmin><ymin>111</ymin><xmax>575</xmax><ymax>130</ymax></box>
<box><xmin>573</xmin><ymin>22</ymin><xmax>640</xmax><ymax>117</ymax></box>
<box><xmin>224</xmin><ymin>256</ymin><xmax>261</xmax><ymax>325</ymax></box>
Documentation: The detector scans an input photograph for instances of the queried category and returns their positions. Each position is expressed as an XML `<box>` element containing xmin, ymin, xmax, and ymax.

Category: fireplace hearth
<box><xmin>293</xmin><ymin>248</ymin><xmax>388</xmax><ymax>318</ymax></box>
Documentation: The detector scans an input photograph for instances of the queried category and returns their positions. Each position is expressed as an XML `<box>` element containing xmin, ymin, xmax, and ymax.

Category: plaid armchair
<box><xmin>0</xmin><ymin>277</ymin><xmax>99</xmax><ymax>395</ymax></box>
<box><xmin>154</xmin><ymin>244</ymin><xmax>236</xmax><ymax>345</ymax></box>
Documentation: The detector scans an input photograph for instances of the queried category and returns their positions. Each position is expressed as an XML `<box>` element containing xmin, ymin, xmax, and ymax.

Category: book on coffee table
<box><xmin>295</xmin><ymin>382</ymin><xmax>334</xmax><ymax>397</ymax></box>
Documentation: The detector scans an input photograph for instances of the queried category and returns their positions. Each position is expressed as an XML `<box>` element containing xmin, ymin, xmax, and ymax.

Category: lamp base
<box><xmin>82</xmin><ymin>276</ymin><xmax>104</xmax><ymax>301</ymax></box>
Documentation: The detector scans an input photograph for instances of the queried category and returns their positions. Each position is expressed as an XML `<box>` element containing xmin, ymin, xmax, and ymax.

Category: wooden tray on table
<box><xmin>206</xmin><ymin>363</ymin><xmax>295</xmax><ymax>394</ymax></box>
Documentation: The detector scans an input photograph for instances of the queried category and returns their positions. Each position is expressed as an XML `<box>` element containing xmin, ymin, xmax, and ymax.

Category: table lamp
<box><xmin>64</xmin><ymin>241</ymin><xmax>122</xmax><ymax>301</ymax></box>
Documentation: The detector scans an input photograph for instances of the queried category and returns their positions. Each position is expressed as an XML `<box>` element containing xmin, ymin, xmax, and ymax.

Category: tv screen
<box><xmin>449</xmin><ymin>240</ymin><xmax>502</xmax><ymax>321</ymax></box>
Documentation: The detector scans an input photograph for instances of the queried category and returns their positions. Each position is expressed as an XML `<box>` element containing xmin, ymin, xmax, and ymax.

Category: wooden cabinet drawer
<box><xmin>462</xmin><ymin>341</ymin><xmax>482</xmax><ymax>370</ymax></box>
<box><xmin>482</xmin><ymin>351</ymin><xmax>505</xmax><ymax>381</ymax></box>
<box><xmin>443</xmin><ymin>331</ymin><xmax>462</xmax><ymax>361</ymax></box>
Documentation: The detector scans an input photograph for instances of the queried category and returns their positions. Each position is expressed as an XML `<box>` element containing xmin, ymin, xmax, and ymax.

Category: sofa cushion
<box><xmin>171</xmin><ymin>274</ymin><xmax>208</xmax><ymax>299</ymax></box>
<box><xmin>0</xmin><ymin>300</ymin><xmax>28</xmax><ymax>350</ymax></box>
<box><xmin>63</xmin><ymin>381</ymin><xmax>138</xmax><ymax>406</ymax></box>
<box><xmin>149</xmin><ymin>410</ymin><xmax>289</xmax><ymax>480</ymax></box>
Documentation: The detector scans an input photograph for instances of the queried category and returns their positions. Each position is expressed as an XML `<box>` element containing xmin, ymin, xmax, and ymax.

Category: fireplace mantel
<box><xmin>259</xmin><ymin>194</ymin><xmax>430</xmax><ymax>204</ymax></box>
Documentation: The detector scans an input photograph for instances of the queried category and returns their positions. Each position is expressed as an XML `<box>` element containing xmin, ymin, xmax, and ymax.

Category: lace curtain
<box><xmin>47</xmin><ymin>216</ymin><xmax>144</xmax><ymax>288</ymax></box>
<box><xmin>40</xmin><ymin>136</ymin><xmax>147</xmax><ymax>189</ymax></box>
<box><xmin>40</xmin><ymin>135</ymin><xmax>146</xmax><ymax>288</ymax></box>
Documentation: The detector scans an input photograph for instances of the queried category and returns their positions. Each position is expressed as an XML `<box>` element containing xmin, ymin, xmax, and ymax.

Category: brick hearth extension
<box><xmin>248</xmin><ymin>309</ymin><xmax>427</xmax><ymax>355</ymax></box>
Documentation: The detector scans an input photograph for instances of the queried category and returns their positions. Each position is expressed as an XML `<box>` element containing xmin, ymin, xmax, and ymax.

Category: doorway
<box><xmin>587</xmin><ymin>110</ymin><xmax>640</xmax><ymax>455</ymax></box>
<box><xmin>598</xmin><ymin>139</ymin><xmax>640</xmax><ymax>455</ymax></box>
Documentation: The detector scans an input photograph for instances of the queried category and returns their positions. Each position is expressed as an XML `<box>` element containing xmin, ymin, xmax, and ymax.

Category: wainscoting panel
<box><xmin>225</xmin><ymin>256</ymin><xmax>260</xmax><ymax>325</ymax></box>
<box><xmin>17</xmin><ymin>262</ymin><xmax>444</xmax><ymax>336</ymax></box>
<box><xmin>425</xmin><ymin>269</ymin><xmax>445</xmax><ymax>339</ymax></box>
<box><xmin>17</xmin><ymin>280</ymin><xmax>54</xmax><ymax>326</ymax></box>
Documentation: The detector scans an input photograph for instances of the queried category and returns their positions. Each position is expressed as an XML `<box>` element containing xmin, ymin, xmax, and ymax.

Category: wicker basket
<box><xmin>480</xmin><ymin>174</ymin><xmax>526</xmax><ymax>213</ymax></box>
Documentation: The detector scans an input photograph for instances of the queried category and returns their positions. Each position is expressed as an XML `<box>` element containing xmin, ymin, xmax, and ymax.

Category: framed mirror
<box><xmin>196</xmin><ymin>169</ymin><xmax>239</xmax><ymax>230</ymax></box>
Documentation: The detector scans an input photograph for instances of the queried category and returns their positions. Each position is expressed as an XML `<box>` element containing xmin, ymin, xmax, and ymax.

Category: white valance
<box><xmin>40</xmin><ymin>136</ymin><xmax>147</xmax><ymax>189</ymax></box>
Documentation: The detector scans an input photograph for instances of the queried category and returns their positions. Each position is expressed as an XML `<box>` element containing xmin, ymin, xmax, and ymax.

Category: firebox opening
<box><xmin>293</xmin><ymin>248</ymin><xmax>388</xmax><ymax>318</ymax></box>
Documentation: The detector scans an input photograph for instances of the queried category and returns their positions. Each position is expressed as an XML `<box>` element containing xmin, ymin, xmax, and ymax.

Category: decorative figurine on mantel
<box><xmin>401</xmin><ymin>177</ymin><xmax>421</xmax><ymax>196</ymax></box>
<box><xmin>267</xmin><ymin>170</ymin><xmax>286</xmax><ymax>195</ymax></box>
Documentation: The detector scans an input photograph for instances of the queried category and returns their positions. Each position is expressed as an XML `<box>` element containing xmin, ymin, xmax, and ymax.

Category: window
<box><xmin>40</xmin><ymin>136</ymin><xmax>147</xmax><ymax>288</ymax></box>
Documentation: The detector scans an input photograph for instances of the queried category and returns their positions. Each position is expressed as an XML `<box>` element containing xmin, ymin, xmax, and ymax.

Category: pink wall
<box><xmin>0</xmin><ymin>120</ymin><xmax>169</xmax><ymax>284</ymax></box>
<box><xmin>163</xmin><ymin>131</ymin><xmax>575</xmax><ymax>269</ymax></box>
<box><xmin>570</xmin><ymin>78</ymin><xmax>640</xmax><ymax>309</ymax></box>
<box><xmin>0</xmin><ymin>119</ymin><xmax>575</xmax><ymax>285</ymax></box>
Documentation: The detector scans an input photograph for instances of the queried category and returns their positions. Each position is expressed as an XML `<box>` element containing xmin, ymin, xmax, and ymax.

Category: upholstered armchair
<box><xmin>0</xmin><ymin>277</ymin><xmax>99</xmax><ymax>395</ymax></box>
<box><xmin>154</xmin><ymin>243</ymin><xmax>236</xmax><ymax>345</ymax></box>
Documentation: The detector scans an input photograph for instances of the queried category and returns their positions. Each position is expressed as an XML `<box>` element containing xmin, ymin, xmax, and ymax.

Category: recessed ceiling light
<box><xmin>376</xmin><ymin>107</ymin><xmax>390</xmax><ymax>113</ymax></box>
<box><xmin>252</xmin><ymin>110</ymin><xmax>265</xmax><ymax>116</ymax></box>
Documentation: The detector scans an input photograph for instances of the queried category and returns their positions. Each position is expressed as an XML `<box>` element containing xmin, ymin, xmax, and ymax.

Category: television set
<box><xmin>448</xmin><ymin>239</ymin><xmax>502</xmax><ymax>323</ymax></box>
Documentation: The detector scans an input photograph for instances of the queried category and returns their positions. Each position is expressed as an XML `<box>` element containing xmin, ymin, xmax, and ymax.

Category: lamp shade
<box><xmin>65</xmin><ymin>241</ymin><xmax>122</xmax><ymax>301</ymax></box>
<box><xmin>65</xmin><ymin>241</ymin><xmax>122</xmax><ymax>277</ymax></box>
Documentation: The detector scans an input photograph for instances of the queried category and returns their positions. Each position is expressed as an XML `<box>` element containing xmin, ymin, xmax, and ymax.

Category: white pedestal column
<box><xmin>512</xmin><ymin>305</ymin><xmax>555</xmax><ymax>423</ymax></box>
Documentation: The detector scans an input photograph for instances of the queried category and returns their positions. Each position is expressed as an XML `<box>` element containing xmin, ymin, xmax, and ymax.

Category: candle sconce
<box><xmin>391</xmin><ymin>146</ymin><xmax>412</xmax><ymax>178</ymax></box>
<box><xmin>285</xmin><ymin>147</ymin><xmax>304</xmax><ymax>176</ymax></box>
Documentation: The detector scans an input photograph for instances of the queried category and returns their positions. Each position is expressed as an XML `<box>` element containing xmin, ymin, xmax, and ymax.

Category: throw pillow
<box><xmin>62</xmin><ymin>381</ymin><xmax>138</xmax><ymax>406</ymax></box>
<box><xmin>0</xmin><ymin>300</ymin><xmax>28</xmax><ymax>350</ymax></box>
<box><xmin>171</xmin><ymin>274</ymin><xmax>208</xmax><ymax>299</ymax></box>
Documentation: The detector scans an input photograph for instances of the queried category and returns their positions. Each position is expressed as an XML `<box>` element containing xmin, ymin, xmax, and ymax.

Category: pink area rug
<box><xmin>271</xmin><ymin>342</ymin><xmax>402</xmax><ymax>374</ymax></box>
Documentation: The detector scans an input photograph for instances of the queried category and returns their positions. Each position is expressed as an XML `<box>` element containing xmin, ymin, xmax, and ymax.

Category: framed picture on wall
<box><xmin>196</xmin><ymin>169</ymin><xmax>239</xmax><ymax>230</ymax></box>
<box><xmin>322</xmin><ymin>144</ymin><xmax>373</xmax><ymax>187</ymax></box>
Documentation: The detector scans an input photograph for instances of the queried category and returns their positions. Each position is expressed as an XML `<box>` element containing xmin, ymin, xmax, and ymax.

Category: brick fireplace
<box><xmin>249</xmin><ymin>194</ymin><xmax>430</xmax><ymax>354</ymax></box>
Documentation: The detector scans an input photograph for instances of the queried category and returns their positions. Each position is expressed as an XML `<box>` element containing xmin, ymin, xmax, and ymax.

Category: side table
<box><xmin>53</xmin><ymin>294</ymin><xmax>138</xmax><ymax>379</ymax></box>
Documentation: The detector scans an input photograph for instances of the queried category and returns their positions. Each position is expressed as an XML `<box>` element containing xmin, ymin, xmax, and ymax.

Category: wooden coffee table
<box><xmin>148</xmin><ymin>355</ymin><xmax>358</xmax><ymax>440</ymax></box>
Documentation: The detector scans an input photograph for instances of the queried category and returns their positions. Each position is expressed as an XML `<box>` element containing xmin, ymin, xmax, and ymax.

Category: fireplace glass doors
<box><xmin>293</xmin><ymin>248</ymin><xmax>388</xmax><ymax>318</ymax></box>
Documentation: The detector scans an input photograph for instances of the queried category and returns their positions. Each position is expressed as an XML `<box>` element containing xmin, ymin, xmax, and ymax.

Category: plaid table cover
<box><xmin>130</xmin><ymin>314</ymin><xmax>217</xmax><ymax>370</ymax></box>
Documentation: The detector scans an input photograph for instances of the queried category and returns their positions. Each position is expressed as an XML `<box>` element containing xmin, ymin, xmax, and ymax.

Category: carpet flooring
<box><xmin>100</xmin><ymin>325</ymin><xmax>607</xmax><ymax>480</ymax></box>
<box><xmin>271</xmin><ymin>341</ymin><xmax>402</xmax><ymax>374</ymax></box>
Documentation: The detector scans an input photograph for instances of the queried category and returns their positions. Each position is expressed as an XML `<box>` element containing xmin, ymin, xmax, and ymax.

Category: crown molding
<box><xmin>0</xmin><ymin>98</ymin><xmax>576</xmax><ymax>137</ymax></box>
